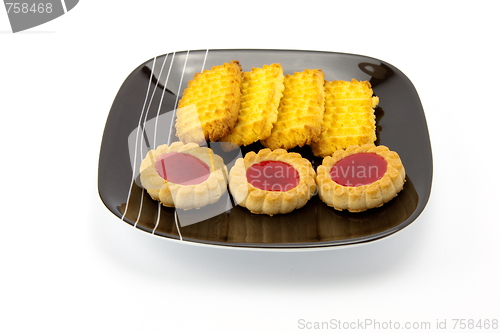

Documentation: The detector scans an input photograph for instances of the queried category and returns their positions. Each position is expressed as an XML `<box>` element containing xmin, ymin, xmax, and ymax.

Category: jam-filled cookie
<box><xmin>316</xmin><ymin>144</ymin><xmax>405</xmax><ymax>212</ymax></box>
<box><xmin>229</xmin><ymin>149</ymin><xmax>316</xmax><ymax>216</ymax></box>
<box><xmin>140</xmin><ymin>142</ymin><xmax>228</xmax><ymax>210</ymax></box>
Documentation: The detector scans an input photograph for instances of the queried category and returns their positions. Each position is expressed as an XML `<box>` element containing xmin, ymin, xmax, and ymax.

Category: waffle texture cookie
<box><xmin>140</xmin><ymin>142</ymin><xmax>228</xmax><ymax>210</ymax></box>
<box><xmin>316</xmin><ymin>144</ymin><xmax>405</xmax><ymax>212</ymax></box>
<box><xmin>176</xmin><ymin>60</ymin><xmax>242</xmax><ymax>143</ymax></box>
<box><xmin>261</xmin><ymin>69</ymin><xmax>325</xmax><ymax>150</ymax></box>
<box><xmin>229</xmin><ymin>148</ymin><xmax>317</xmax><ymax>216</ymax></box>
<box><xmin>220</xmin><ymin>64</ymin><xmax>285</xmax><ymax>146</ymax></box>
<box><xmin>311</xmin><ymin>79</ymin><xmax>378</xmax><ymax>157</ymax></box>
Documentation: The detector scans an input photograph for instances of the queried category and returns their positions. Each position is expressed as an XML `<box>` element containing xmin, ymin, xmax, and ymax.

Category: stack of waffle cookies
<box><xmin>175</xmin><ymin>61</ymin><xmax>378</xmax><ymax>156</ymax></box>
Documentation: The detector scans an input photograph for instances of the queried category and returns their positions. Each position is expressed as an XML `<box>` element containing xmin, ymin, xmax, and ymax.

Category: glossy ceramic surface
<box><xmin>98</xmin><ymin>49</ymin><xmax>432</xmax><ymax>249</ymax></box>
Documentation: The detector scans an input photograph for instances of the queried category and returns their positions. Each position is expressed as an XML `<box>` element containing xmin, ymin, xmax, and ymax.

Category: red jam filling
<box><xmin>330</xmin><ymin>153</ymin><xmax>387</xmax><ymax>187</ymax></box>
<box><xmin>246</xmin><ymin>160</ymin><xmax>299</xmax><ymax>192</ymax></box>
<box><xmin>155</xmin><ymin>152</ymin><xmax>210</xmax><ymax>185</ymax></box>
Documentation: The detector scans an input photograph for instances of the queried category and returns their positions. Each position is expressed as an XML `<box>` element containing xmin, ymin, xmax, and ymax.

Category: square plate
<box><xmin>98</xmin><ymin>49</ymin><xmax>432</xmax><ymax>250</ymax></box>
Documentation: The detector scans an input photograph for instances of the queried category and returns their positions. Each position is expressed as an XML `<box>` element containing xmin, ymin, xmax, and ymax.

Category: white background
<box><xmin>1</xmin><ymin>1</ymin><xmax>499</xmax><ymax>332</ymax></box>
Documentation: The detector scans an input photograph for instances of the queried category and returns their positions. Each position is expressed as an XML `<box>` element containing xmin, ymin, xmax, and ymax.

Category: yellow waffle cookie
<box><xmin>310</xmin><ymin>79</ymin><xmax>379</xmax><ymax>157</ymax></box>
<box><xmin>220</xmin><ymin>64</ymin><xmax>285</xmax><ymax>146</ymax></box>
<box><xmin>261</xmin><ymin>69</ymin><xmax>325</xmax><ymax>150</ymax></box>
<box><xmin>175</xmin><ymin>60</ymin><xmax>242</xmax><ymax>143</ymax></box>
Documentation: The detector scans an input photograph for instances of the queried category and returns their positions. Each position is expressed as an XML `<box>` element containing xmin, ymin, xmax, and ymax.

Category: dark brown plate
<box><xmin>98</xmin><ymin>49</ymin><xmax>432</xmax><ymax>249</ymax></box>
